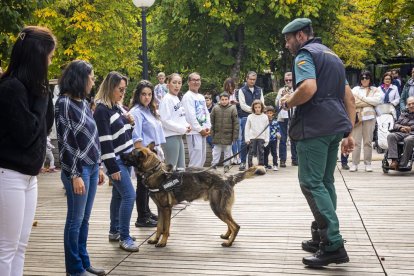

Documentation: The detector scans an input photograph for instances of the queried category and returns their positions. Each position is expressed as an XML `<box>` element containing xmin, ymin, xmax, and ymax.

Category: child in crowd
<box><xmin>41</xmin><ymin>132</ymin><xmax>58</xmax><ymax>173</ymax></box>
<box><xmin>204</xmin><ymin>93</ymin><xmax>215</xmax><ymax>148</ymax></box>
<box><xmin>210</xmin><ymin>92</ymin><xmax>239</xmax><ymax>173</ymax></box>
<box><xmin>245</xmin><ymin>100</ymin><xmax>269</xmax><ymax>168</ymax></box>
<box><xmin>264</xmin><ymin>106</ymin><xmax>281</xmax><ymax>171</ymax></box>
<box><xmin>154</xmin><ymin>72</ymin><xmax>168</xmax><ymax>107</ymax></box>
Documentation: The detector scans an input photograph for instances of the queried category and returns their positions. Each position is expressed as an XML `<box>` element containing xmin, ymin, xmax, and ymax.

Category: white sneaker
<box><xmin>365</xmin><ymin>165</ymin><xmax>373</xmax><ymax>172</ymax></box>
<box><xmin>349</xmin><ymin>164</ymin><xmax>358</xmax><ymax>172</ymax></box>
<box><xmin>273</xmin><ymin>165</ymin><xmax>279</xmax><ymax>171</ymax></box>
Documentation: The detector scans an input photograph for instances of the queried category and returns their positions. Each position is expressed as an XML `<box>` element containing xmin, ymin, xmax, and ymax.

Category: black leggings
<box><xmin>136</xmin><ymin>177</ymin><xmax>151</xmax><ymax>219</ymax></box>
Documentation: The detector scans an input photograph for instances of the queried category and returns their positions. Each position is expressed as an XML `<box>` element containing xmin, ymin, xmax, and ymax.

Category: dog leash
<box><xmin>205</xmin><ymin>121</ymin><xmax>271</xmax><ymax>171</ymax></box>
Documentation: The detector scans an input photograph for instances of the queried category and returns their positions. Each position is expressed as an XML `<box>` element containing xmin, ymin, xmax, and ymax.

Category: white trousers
<box><xmin>0</xmin><ymin>168</ymin><xmax>37</xmax><ymax>276</ymax></box>
<box><xmin>44</xmin><ymin>149</ymin><xmax>55</xmax><ymax>169</ymax></box>
<box><xmin>186</xmin><ymin>134</ymin><xmax>207</xmax><ymax>167</ymax></box>
<box><xmin>212</xmin><ymin>144</ymin><xmax>232</xmax><ymax>166</ymax></box>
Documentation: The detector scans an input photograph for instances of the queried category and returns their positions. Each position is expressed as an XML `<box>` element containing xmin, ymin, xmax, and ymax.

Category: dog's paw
<box><xmin>220</xmin><ymin>234</ymin><xmax>230</xmax><ymax>240</ymax></box>
<box><xmin>148</xmin><ymin>239</ymin><xmax>158</xmax><ymax>244</ymax></box>
<box><xmin>221</xmin><ymin>241</ymin><xmax>233</xmax><ymax>247</ymax></box>
<box><xmin>155</xmin><ymin>242</ymin><xmax>166</xmax><ymax>248</ymax></box>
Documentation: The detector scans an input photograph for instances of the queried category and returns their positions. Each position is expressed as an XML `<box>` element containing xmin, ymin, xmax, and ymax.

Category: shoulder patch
<box><xmin>297</xmin><ymin>60</ymin><xmax>306</xmax><ymax>66</ymax></box>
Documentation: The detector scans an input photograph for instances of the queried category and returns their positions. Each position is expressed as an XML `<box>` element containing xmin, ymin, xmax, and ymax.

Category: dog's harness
<box><xmin>137</xmin><ymin>161</ymin><xmax>183</xmax><ymax>194</ymax></box>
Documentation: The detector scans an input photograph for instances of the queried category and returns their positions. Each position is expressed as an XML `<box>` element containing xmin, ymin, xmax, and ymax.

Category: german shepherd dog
<box><xmin>121</xmin><ymin>147</ymin><xmax>266</xmax><ymax>248</ymax></box>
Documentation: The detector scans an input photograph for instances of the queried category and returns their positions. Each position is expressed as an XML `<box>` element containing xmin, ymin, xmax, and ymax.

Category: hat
<box><xmin>282</xmin><ymin>18</ymin><xmax>312</xmax><ymax>34</ymax></box>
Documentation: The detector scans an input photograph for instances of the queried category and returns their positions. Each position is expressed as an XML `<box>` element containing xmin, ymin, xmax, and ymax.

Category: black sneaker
<box><xmin>148</xmin><ymin>212</ymin><xmax>158</xmax><ymax>221</ymax></box>
<box><xmin>280</xmin><ymin>161</ymin><xmax>286</xmax><ymax>168</ymax></box>
<box><xmin>135</xmin><ymin>217</ymin><xmax>157</xmax><ymax>227</ymax></box>
<box><xmin>292</xmin><ymin>160</ymin><xmax>298</xmax><ymax>166</ymax></box>
<box><xmin>302</xmin><ymin>246</ymin><xmax>349</xmax><ymax>267</ymax></box>
<box><xmin>341</xmin><ymin>164</ymin><xmax>350</xmax><ymax>170</ymax></box>
<box><xmin>239</xmin><ymin>163</ymin><xmax>246</xmax><ymax>171</ymax></box>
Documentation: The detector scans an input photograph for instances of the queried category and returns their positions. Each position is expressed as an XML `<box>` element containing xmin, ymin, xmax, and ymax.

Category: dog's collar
<box><xmin>138</xmin><ymin>161</ymin><xmax>162</xmax><ymax>179</ymax></box>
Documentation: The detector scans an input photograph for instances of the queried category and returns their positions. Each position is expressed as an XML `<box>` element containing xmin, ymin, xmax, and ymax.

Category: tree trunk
<box><xmin>231</xmin><ymin>24</ymin><xmax>245</xmax><ymax>83</ymax></box>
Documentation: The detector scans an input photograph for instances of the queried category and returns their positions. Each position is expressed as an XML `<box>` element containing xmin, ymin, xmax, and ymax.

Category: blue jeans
<box><xmin>109</xmin><ymin>159</ymin><xmax>135</xmax><ymax>240</ymax></box>
<box><xmin>279</xmin><ymin>120</ymin><xmax>297</xmax><ymax>162</ymax></box>
<box><xmin>232</xmin><ymin>138</ymin><xmax>241</xmax><ymax>156</ymax></box>
<box><xmin>279</xmin><ymin>120</ymin><xmax>288</xmax><ymax>161</ymax></box>
<box><xmin>239</xmin><ymin>117</ymin><xmax>248</xmax><ymax>163</ymax></box>
<box><xmin>61</xmin><ymin>164</ymin><xmax>99</xmax><ymax>275</ymax></box>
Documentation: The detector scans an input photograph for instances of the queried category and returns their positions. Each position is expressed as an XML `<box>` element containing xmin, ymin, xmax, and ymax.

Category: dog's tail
<box><xmin>228</xmin><ymin>166</ymin><xmax>266</xmax><ymax>186</ymax></box>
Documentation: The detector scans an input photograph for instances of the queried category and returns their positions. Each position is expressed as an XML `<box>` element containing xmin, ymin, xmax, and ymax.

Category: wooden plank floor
<box><xmin>24</xmin><ymin>159</ymin><xmax>414</xmax><ymax>275</ymax></box>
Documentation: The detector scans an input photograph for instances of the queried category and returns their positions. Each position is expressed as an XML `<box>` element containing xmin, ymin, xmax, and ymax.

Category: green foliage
<box><xmin>31</xmin><ymin>0</ymin><xmax>143</xmax><ymax>79</ymax></box>
<box><xmin>1</xmin><ymin>0</ymin><xmax>413</xmax><ymax>83</ymax></box>
<box><xmin>264</xmin><ymin>92</ymin><xmax>278</xmax><ymax>107</ymax></box>
<box><xmin>0</xmin><ymin>0</ymin><xmax>49</xmax><ymax>64</ymax></box>
<box><xmin>148</xmin><ymin>0</ymin><xmax>337</xmax><ymax>86</ymax></box>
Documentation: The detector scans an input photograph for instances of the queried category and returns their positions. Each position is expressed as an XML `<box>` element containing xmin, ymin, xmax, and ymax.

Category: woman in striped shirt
<box><xmin>94</xmin><ymin>71</ymin><xmax>138</xmax><ymax>252</ymax></box>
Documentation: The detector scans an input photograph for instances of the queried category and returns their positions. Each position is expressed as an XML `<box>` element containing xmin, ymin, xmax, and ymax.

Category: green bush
<box><xmin>264</xmin><ymin>92</ymin><xmax>278</xmax><ymax>107</ymax></box>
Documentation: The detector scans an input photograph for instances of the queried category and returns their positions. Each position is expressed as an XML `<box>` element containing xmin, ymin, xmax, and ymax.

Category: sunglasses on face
<box><xmin>361</xmin><ymin>76</ymin><xmax>370</xmax><ymax>80</ymax></box>
<box><xmin>285</xmin><ymin>79</ymin><xmax>292</xmax><ymax>82</ymax></box>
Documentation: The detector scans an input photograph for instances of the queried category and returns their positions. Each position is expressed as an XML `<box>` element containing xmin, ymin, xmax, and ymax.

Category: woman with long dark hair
<box><xmin>0</xmin><ymin>26</ymin><xmax>56</xmax><ymax>276</ymax></box>
<box><xmin>55</xmin><ymin>60</ymin><xmax>105</xmax><ymax>276</ymax></box>
<box><xmin>129</xmin><ymin>80</ymin><xmax>165</xmax><ymax>227</ymax></box>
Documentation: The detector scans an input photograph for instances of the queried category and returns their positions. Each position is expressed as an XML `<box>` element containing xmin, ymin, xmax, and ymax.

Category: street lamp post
<box><xmin>133</xmin><ymin>0</ymin><xmax>155</xmax><ymax>80</ymax></box>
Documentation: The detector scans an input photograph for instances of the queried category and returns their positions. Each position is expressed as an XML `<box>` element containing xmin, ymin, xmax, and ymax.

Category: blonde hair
<box><xmin>95</xmin><ymin>71</ymin><xmax>127</xmax><ymax>108</ymax></box>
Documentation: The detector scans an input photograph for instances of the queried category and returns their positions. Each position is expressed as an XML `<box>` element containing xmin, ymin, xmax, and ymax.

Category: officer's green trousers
<box><xmin>296</xmin><ymin>133</ymin><xmax>344</xmax><ymax>251</ymax></box>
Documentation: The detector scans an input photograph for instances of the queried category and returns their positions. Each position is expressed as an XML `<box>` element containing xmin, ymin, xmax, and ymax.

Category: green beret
<box><xmin>282</xmin><ymin>18</ymin><xmax>312</xmax><ymax>34</ymax></box>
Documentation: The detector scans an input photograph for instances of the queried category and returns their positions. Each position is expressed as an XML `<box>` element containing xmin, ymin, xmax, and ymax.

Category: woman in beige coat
<box><xmin>350</xmin><ymin>71</ymin><xmax>382</xmax><ymax>172</ymax></box>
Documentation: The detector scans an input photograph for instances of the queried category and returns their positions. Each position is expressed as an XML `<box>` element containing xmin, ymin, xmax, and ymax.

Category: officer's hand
<box><xmin>341</xmin><ymin>136</ymin><xmax>355</xmax><ymax>155</ymax></box>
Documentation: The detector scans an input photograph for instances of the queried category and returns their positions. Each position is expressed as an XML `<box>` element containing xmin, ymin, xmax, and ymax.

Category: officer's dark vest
<box><xmin>236</xmin><ymin>84</ymin><xmax>262</xmax><ymax>118</ymax></box>
<box><xmin>291</xmin><ymin>37</ymin><xmax>352</xmax><ymax>140</ymax></box>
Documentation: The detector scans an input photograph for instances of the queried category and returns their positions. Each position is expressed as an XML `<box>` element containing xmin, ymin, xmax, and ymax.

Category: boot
<box><xmin>302</xmin><ymin>244</ymin><xmax>349</xmax><ymax>267</ymax></box>
<box><xmin>301</xmin><ymin>221</ymin><xmax>320</xmax><ymax>253</ymax></box>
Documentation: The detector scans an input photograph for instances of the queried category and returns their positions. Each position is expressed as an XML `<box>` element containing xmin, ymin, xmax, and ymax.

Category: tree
<box><xmin>0</xmin><ymin>0</ymin><xmax>49</xmax><ymax>65</ymax></box>
<box><xmin>148</xmin><ymin>0</ymin><xmax>341</xmax><ymax>85</ymax></box>
<box><xmin>33</xmin><ymin>0</ymin><xmax>143</xmax><ymax>79</ymax></box>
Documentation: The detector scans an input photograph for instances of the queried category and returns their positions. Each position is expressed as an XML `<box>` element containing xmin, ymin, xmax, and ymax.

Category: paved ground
<box><xmin>24</xmin><ymin>151</ymin><xmax>414</xmax><ymax>275</ymax></box>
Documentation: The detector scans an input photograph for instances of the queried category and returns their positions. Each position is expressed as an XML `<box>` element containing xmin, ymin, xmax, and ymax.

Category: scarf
<box><xmin>381</xmin><ymin>84</ymin><xmax>392</xmax><ymax>103</ymax></box>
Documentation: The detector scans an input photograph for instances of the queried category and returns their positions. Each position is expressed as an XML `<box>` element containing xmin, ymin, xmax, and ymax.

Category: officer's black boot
<box><xmin>302</xmin><ymin>229</ymin><xmax>349</xmax><ymax>267</ymax></box>
<box><xmin>301</xmin><ymin>221</ymin><xmax>320</xmax><ymax>253</ymax></box>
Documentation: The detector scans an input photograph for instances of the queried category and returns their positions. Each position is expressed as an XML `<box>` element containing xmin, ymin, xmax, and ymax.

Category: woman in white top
<box><xmin>378</xmin><ymin>72</ymin><xmax>400</xmax><ymax>107</ymax></box>
<box><xmin>159</xmin><ymin>73</ymin><xmax>191</xmax><ymax>170</ymax></box>
<box><xmin>349</xmin><ymin>71</ymin><xmax>382</xmax><ymax>172</ymax></box>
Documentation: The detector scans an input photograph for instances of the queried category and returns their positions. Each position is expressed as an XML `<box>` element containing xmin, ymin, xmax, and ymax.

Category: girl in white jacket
<box><xmin>245</xmin><ymin>100</ymin><xmax>269</xmax><ymax>168</ymax></box>
<box><xmin>159</xmin><ymin>73</ymin><xmax>191</xmax><ymax>170</ymax></box>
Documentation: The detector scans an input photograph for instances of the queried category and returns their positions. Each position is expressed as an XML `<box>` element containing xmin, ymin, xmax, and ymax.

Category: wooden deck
<box><xmin>24</xmin><ymin>158</ymin><xmax>414</xmax><ymax>275</ymax></box>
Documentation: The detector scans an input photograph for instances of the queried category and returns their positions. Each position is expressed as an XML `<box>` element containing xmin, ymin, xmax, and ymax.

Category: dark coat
<box><xmin>392</xmin><ymin>111</ymin><xmax>414</xmax><ymax>134</ymax></box>
<box><xmin>210</xmin><ymin>103</ymin><xmax>239</xmax><ymax>145</ymax></box>
<box><xmin>0</xmin><ymin>77</ymin><xmax>54</xmax><ymax>175</ymax></box>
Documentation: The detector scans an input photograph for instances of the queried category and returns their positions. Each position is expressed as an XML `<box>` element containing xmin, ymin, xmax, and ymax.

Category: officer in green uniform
<box><xmin>280</xmin><ymin>18</ymin><xmax>356</xmax><ymax>267</ymax></box>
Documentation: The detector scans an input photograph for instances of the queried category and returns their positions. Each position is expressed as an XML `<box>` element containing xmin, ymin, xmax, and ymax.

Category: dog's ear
<box><xmin>147</xmin><ymin>142</ymin><xmax>156</xmax><ymax>153</ymax></box>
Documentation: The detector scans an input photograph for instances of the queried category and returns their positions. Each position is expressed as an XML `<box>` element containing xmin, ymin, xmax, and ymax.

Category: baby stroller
<box><xmin>382</xmin><ymin>141</ymin><xmax>414</xmax><ymax>173</ymax></box>
<box><xmin>374</xmin><ymin>104</ymin><xmax>396</xmax><ymax>154</ymax></box>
